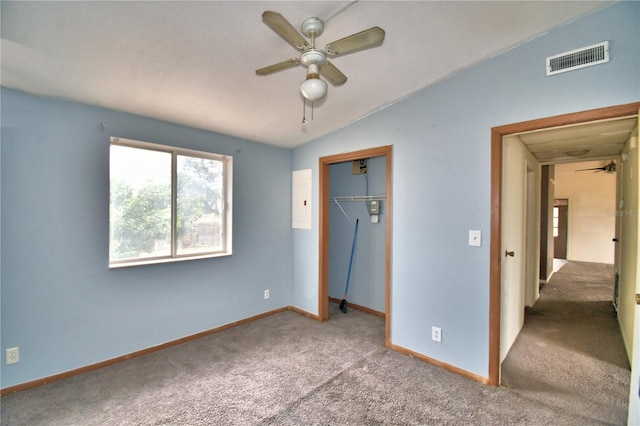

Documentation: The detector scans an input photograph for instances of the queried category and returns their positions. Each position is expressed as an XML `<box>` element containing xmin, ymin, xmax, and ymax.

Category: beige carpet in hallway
<box><xmin>501</xmin><ymin>260</ymin><xmax>630</xmax><ymax>424</ymax></box>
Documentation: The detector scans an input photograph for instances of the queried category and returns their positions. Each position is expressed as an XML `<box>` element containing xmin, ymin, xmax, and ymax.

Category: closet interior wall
<box><xmin>328</xmin><ymin>157</ymin><xmax>387</xmax><ymax>314</ymax></box>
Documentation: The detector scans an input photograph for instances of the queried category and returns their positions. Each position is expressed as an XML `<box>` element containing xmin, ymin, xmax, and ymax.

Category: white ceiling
<box><xmin>1</xmin><ymin>1</ymin><xmax>615</xmax><ymax>148</ymax></box>
<box><xmin>517</xmin><ymin>116</ymin><xmax>638</xmax><ymax>164</ymax></box>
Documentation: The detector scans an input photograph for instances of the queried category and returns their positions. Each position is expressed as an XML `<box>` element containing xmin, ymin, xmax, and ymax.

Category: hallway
<box><xmin>501</xmin><ymin>261</ymin><xmax>630</xmax><ymax>424</ymax></box>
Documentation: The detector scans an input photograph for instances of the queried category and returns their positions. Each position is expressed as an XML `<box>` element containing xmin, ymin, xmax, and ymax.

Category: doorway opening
<box><xmin>318</xmin><ymin>145</ymin><xmax>392</xmax><ymax>346</ymax></box>
<box><xmin>489</xmin><ymin>102</ymin><xmax>640</xmax><ymax>386</ymax></box>
<box><xmin>553</xmin><ymin>199</ymin><xmax>569</xmax><ymax>260</ymax></box>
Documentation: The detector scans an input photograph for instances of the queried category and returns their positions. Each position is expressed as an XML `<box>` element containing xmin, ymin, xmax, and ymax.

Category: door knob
<box><xmin>613</xmin><ymin>238</ymin><xmax>619</xmax><ymax>242</ymax></box>
<box><xmin>505</xmin><ymin>250</ymin><xmax>515</xmax><ymax>257</ymax></box>
<box><xmin>636</xmin><ymin>294</ymin><xmax>640</xmax><ymax>305</ymax></box>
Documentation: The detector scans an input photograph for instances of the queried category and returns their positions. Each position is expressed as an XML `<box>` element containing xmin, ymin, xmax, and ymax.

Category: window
<box><xmin>109</xmin><ymin>137</ymin><xmax>232</xmax><ymax>267</ymax></box>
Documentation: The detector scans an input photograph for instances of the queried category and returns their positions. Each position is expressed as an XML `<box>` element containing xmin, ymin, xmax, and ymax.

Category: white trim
<box><xmin>110</xmin><ymin>136</ymin><xmax>228</xmax><ymax>162</ymax></box>
<box><xmin>109</xmin><ymin>252</ymin><xmax>232</xmax><ymax>269</ymax></box>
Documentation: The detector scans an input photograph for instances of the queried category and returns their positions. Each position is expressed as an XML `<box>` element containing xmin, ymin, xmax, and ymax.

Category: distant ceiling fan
<box><xmin>576</xmin><ymin>160</ymin><xmax>617</xmax><ymax>173</ymax></box>
<box><xmin>255</xmin><ymin>10</ymin><xmax>385</xmax><ymax>103</ymax></box>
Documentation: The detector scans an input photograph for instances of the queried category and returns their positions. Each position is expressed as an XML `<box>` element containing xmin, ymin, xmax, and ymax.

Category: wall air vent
<box><xmin>546</xmin><ymin>41</ymin><xmax>609</xmax><ymax>76</ymax></box>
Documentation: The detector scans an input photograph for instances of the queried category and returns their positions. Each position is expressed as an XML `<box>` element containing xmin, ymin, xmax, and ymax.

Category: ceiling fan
<box><xmin>256</xmin><ymin>10</ymin><xmax>385</xmax><ymax>103</ymax></box>
<box><xmin>576</xmin><ymin>160</ymin><xmax>617</xmax><ymax>173</ymax></box>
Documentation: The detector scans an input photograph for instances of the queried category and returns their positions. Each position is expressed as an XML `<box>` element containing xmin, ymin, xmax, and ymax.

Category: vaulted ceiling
<box><xmin>1</xmin><ymin>1</ymin><xmax>614</xmax><ymax>148</ymax></box>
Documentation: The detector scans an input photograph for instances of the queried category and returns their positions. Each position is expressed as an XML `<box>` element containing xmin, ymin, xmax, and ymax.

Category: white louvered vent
<box><xmin>546</xmin><ymin>41</ymin><xmax>609</xmax><ymax>76</ymax></box>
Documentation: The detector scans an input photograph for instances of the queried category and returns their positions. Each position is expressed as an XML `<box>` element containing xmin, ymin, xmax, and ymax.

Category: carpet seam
<box><xmin>259</xmin><ymin>347</ymin><xmax>384</xmax><ymax>423</ymax></box>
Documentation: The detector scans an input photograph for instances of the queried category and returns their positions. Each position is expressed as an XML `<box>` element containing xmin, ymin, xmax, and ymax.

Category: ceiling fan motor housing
<box><xmin>300</xmin><ymin>50</ymin><xmax>326</xmax><ymax>67</ymax></box>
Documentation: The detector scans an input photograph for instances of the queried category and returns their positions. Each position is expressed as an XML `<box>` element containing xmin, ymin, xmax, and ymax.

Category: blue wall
<box><xmin>0</xmin><ymin>89</ymin><xmax>293</xmax><ymax>388</ymax></box>
<box><xmin>291</xmin><ymin>1</ymin><xmax>639</xmax><ymax>377</ymax></box>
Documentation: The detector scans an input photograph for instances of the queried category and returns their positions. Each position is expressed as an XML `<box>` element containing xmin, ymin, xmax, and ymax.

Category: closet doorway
<box><xmin>318</xmin><ymin>145</ymin><xmax>392</xmax><ymax>346</ymax></box>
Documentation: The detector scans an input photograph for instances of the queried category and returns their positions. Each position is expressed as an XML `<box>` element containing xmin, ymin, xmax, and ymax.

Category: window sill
<box><xmin>109</xmin><ymin>251</ymin><xmax>232</xmax><ymax>269</ymax></box>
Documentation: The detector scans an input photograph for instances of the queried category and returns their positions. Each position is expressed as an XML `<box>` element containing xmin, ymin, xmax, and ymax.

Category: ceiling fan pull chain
<box><xmin>302</xmin><ymin>98</ymin><xmax>307</xmax><ymax>125</ymax></box>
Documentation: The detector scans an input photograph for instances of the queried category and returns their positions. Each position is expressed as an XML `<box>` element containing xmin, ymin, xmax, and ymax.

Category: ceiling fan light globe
<box><xmin>300</xmin><ymin>78</ymin><xmax>327</xmax><ymax>101</ymax></box>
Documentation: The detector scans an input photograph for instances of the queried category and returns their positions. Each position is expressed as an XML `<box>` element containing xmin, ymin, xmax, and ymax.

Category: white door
<box><xmin>500</xmin><ymin>136</ymin><xmax>527</xmax><ymax>363</ymax></box>
<box><xmin>629</xmin><ymin>289</ymin><xmax>640</xmax><ymax>425</ymax></box>
<box><xmin>618</xmin><ymin>122</ymin><xmax>640</xmax><ymax>425</ymax></box>
<box><xmin>524</xmin><ymin>165</ymin><xmax>540</xmax><ymax>307</ymax></box>
<box><xmin>628</xmin><ymin>124</ymin><xmax>640</xmax><ymax>425</ymax></box>
<box><xmin>613</xmin><ymin>164</ymin><xmax>623</xmax><ymax>311</ymax></box>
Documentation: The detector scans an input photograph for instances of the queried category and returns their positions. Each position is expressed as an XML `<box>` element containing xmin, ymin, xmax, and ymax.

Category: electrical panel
<box><xmin>292</xmin><ymin>169</ymin><xmax>312</xmax><ymax>229</ymax></box>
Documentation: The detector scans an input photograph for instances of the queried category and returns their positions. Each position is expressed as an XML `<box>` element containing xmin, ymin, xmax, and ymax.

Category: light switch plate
<box><xmin>469</xmin><ymin>230</ymin><xmax>481</xmax><ymax>247</ymax></box>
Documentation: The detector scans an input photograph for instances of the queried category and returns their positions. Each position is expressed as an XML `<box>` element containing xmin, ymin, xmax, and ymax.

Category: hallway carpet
<box><xmin>501</xmin><ymin>260</ymin><xmax>629</xmax><ymax>424</ymax></box>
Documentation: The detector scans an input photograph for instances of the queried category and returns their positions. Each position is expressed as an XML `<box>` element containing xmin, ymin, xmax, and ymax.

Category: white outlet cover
<box><xmin>469</xmin><ymin>230</ymin><xmax>481</xmax><ymax>247</ymax></box>
<box><xmin>432</xmin><ymin>326</ymin><xmax>442</xmax><ymax>343</ymax></box>
<box><xmin>6</xmin><ymin>347</ymin><xmax>19</xmax><ymax>365</ymax></box>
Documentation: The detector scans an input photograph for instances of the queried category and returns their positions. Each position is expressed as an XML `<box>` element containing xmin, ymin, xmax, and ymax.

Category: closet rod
<box><xmin>329</xmin><ymin>195</ymin><xmax>386</xmax><ymax>202</ymax></box>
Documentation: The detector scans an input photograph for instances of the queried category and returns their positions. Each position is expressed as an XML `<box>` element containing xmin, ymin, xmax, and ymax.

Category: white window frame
<box><xmin>109</xmin><ymin>137</ymin><xmax>233</xmax><ymax>268</ymax></box>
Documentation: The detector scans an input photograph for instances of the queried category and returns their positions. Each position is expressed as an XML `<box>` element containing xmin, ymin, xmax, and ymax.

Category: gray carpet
<box><xmin>0</xmin><ymin>261</ymin><xmax>630</xmax><ymax>425</ymax></box>
<box><xmin>501</xmin><ymin>260</ymin><xmax>629</xmax><ymax>425</ymax></box>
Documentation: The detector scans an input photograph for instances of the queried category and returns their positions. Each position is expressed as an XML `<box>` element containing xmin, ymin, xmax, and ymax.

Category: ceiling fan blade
<box><xmin>256</xmin><ymin>58</ymin><xmax>300</xmax><ymax>75</ymax></box>
<box><xmin>319</xmin><ymin>61</ymin><xmax>347</xmax><ymax>85</ymax></box>
<box><xmin>576</xmin><ymin>167</ymin><xmax>605</xmax><ymax>172</ymax></box>
<box><xmin>262</xmin><ymin>11</ymin><xmax>308</xmax><ymax>51</ymax></box>
<box><xmin>325</xmin><ymin>27</ymin><xmax>385</xmax><ymax>56</ymax></box>
<box><xmin>576</xmin><ymin>161</ymin><xmax>616</xmax><ymax>173</ymax></box>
